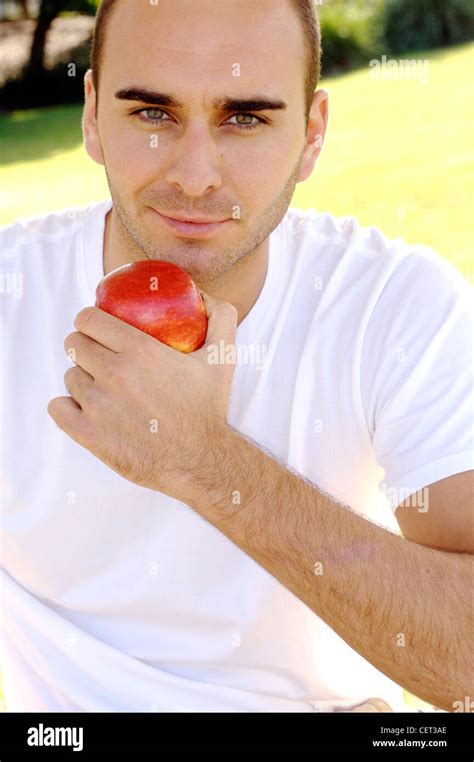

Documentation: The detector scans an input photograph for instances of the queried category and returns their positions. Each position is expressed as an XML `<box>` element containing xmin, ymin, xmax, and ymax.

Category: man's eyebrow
<box><xmin>218</xmin><ymin>96</ymin><xmax>287</xmax><ymax>112</ymax></box>
<box><xmin>114</xmin><ymin>87</ymin><xmax>287</xmax><ymax>113</ymax></box>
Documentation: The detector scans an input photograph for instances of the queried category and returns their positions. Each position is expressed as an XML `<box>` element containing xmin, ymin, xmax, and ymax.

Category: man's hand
<box><xmin>47</xmin><ymin>292</ymin><xmax>237</xmax><ymax>502</ymax></box>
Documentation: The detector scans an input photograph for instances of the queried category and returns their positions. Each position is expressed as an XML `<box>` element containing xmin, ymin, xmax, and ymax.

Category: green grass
<box><xmin>293</xmin><ymin>42</ymin><xmax>474</xmax><ymax>278</ymax></box>
<box><xmin>1</xmin><ymin>42</ymin><xmax>473</xmax><ymax>281</ymax></box>
<box><xmin>0</xmin><ymin>104</ymin><xmax>109</xmax><ymax>222</ymax></box>
<box><xmin>0</xmin><ymin>45</ymin><xmax>469</xmax><ymax>713</ymax></box>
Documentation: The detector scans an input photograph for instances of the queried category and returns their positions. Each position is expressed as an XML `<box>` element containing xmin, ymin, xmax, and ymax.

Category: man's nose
<box><xmin>165</xmin><ymin>121</ymin><xmax>224</xmax><ymax>196</ymax></box>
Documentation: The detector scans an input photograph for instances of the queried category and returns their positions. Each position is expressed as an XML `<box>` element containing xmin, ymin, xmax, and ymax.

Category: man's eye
<box><xmin>132</xmin><ymin>109</ymin><xmax>263</xmax><ymax>131</ymax></box>
<box><xmin>226</xmin><ymin>113</ymin><xmax>263</xmax><ymax>131</ymax></box>
<box><xmin>135</xmin><ymin>108</ymin><xmax>168</xmax><ymax>124</ymax></box>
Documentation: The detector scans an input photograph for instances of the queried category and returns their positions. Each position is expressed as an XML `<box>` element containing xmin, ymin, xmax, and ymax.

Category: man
<box><xmin>0</xmin><ymin>0</ymin><xmax>472</xmax><ymax>713</ymax></box>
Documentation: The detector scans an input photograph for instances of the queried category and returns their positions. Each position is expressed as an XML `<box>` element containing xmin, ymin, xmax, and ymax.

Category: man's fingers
<box><xmin>63</xmin><ymin>366</ymin><xmax>95</xmax><ymax>409</ymax></box>
<box><xmin>75</xmin><ymin>306</ymin><xmax>154</xmax><ymax>353</ymax></box>
<box><xmin>64</xmin><ymin>331</ymin><xmax>116</xmax><ymax>379</ymax></box>
<box><xmin>198</xmin><ymin>291</ymin><xmax>238</xmax><ymax>352</ymax></box>
<box><xmin>47</xmin><ymin>395</ymin><xmax>86</xmax><ymax>440</ymax></box>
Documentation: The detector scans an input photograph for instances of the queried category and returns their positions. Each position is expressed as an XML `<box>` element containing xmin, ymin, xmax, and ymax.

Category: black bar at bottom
<box><xmin>0</xmin><ymin>710</ymin><xmax>472</xmax><ymax>759</ymax></box>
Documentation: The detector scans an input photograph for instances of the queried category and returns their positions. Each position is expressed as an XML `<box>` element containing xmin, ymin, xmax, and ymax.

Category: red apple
<box><xmin>95</xmin><ymin>260</ymin><xmax>207</xmax><ymax>352</ymax></box>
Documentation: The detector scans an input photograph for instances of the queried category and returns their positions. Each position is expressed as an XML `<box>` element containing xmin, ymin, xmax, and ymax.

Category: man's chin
<box><xmin>131</xmin><ymin>209</ymin><xmax>235</xmax><ymax>281</ymax></box>
<box><xmin>137</xmin><ymin>249</ymin><xmax>226</xmax><ymax>285</ymax></box>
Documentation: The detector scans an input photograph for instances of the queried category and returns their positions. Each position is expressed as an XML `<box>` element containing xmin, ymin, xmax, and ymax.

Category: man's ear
<box><xmin>82</xmin><ymin>69</ymin><xmax>105</xmax><ymax>167</ymax></box>
<box><xmin>297</xmin><ymin>89</ymin><xmax>329</xmax><ymax>184</ymax></box>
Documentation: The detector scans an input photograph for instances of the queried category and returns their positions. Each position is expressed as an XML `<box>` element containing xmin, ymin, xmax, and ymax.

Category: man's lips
<box><xmin>150</xmin><ymin>209</ymin><xmax>231</xmax><ymax>238</ymax></box>
<box><xmin>160</xmin><ymin>212</ymin><xmax>228</xmax><ymax>224</ymax></box>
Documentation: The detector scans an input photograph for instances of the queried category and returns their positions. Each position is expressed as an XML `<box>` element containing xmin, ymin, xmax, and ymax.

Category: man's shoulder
<box><xmin>0</xmin><ymin>198</ymin><xmax>112</xmax><ymax>259</ymax></box>
<box><xmin>286</xmin><ymin>205</ymin><xmax>410</xmax><ymax>259</ymax></box>
<box><xmin>284</xmin><ymin>206</ymin><xmax>470</xmax><ymax>294</ymax></box>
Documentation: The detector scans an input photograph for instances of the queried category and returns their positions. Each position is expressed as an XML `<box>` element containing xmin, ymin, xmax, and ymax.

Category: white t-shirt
<box><xmin>1</xmin><ymin>199</ymin><xmax>472</xmax><ymax>713</ymax></box>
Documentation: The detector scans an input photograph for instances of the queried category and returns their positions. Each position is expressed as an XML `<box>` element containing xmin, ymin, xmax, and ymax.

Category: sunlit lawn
<box><xmin>1</xmin><ymin>43</ymin><xmax>470</xmax><ymax>713</ymax></box>
<box><xmin>292</xmin><ymin>41</ymin><xmax>474</xmax><ymax>279</ymax></box>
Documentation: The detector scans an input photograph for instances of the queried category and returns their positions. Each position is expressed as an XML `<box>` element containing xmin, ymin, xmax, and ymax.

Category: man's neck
<box><xmin>102</xmin><ymin>207</ymin><xmax>269</xmax><ymax>328</ymax></box>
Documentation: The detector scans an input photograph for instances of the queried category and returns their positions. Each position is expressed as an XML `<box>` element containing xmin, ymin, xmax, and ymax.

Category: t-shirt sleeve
<box><xmin>361</xmin><ymin>244</ymin><xmax>474</xmax><ymax>513</ymax></box>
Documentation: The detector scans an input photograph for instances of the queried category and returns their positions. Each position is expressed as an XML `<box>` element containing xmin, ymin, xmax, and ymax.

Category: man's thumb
<box><xmin>199</xmin><ymin>291</ymin><xmax>238</xmax><ymax>349</ymax></box>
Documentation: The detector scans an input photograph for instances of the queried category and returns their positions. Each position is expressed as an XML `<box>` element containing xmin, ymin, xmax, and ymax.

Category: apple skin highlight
<box><xmin>95</xmin><ymin>260</ymin><xmax>208</xmax><ymax>352</ymax></box>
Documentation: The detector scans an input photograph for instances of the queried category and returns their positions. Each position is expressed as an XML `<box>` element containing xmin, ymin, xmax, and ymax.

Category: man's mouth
<box><xmin>149</xmin><ymin>209</ymin><xmax>232</xmax><ymax>238</ymax></box>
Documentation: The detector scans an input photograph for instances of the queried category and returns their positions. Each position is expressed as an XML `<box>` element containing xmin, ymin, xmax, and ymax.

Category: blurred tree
<box><xmin>24</xmin><ymin>0</ymin><xmax>98</xmax><ymax>78</ymax></box>
<box><xmin>25</xmin><ymin>0</ymin><xmax>63</xmax><ymax>77</ymax></box>
<box><xmin>18</xmin><ymin>0</ymin><xmax>31</xmax><ymax>19</ymax></box>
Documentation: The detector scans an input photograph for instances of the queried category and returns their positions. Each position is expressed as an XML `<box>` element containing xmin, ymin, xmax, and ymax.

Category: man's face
<box><xmin>84</xmin><ymin>0</ymin><xmax>325</xmax><ymax>283</ymax></box>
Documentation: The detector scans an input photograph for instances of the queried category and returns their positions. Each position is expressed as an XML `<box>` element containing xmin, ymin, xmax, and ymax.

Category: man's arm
<box><xmin>49</xmin><ymin>300</ymin><xmax>472</xmax><ymax>711</ymax></box>
<box><xmin>183</xmin><ymin>426</ymin><xmax>473</xmax><ymax>713</ymax></box>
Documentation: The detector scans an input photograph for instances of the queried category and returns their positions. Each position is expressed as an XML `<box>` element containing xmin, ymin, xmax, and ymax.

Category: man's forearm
<box><xmin>182</xmin><ymin>425</ymin><xmax>473</xmax><ymax>712</ymax></box>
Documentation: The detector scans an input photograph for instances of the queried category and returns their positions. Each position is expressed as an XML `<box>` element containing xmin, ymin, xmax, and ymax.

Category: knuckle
<box><xmin>47</xmin><ymin>397</ymin><xmax>62</xmax><ymax>420</ymax></box>
<box><xmin>64</xmin><ymin>366</ymin><xmax>77</xmax><ymax>384</ymax></box>
<box><xmin>64</xmin><ymin>331</ymin><xmax>79</xmax><ymax>352</ymax></box>
<box><xmin>74</xmin><ymin>306</ymin><xmax>95</xmax><ymax>330</ymax></box>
